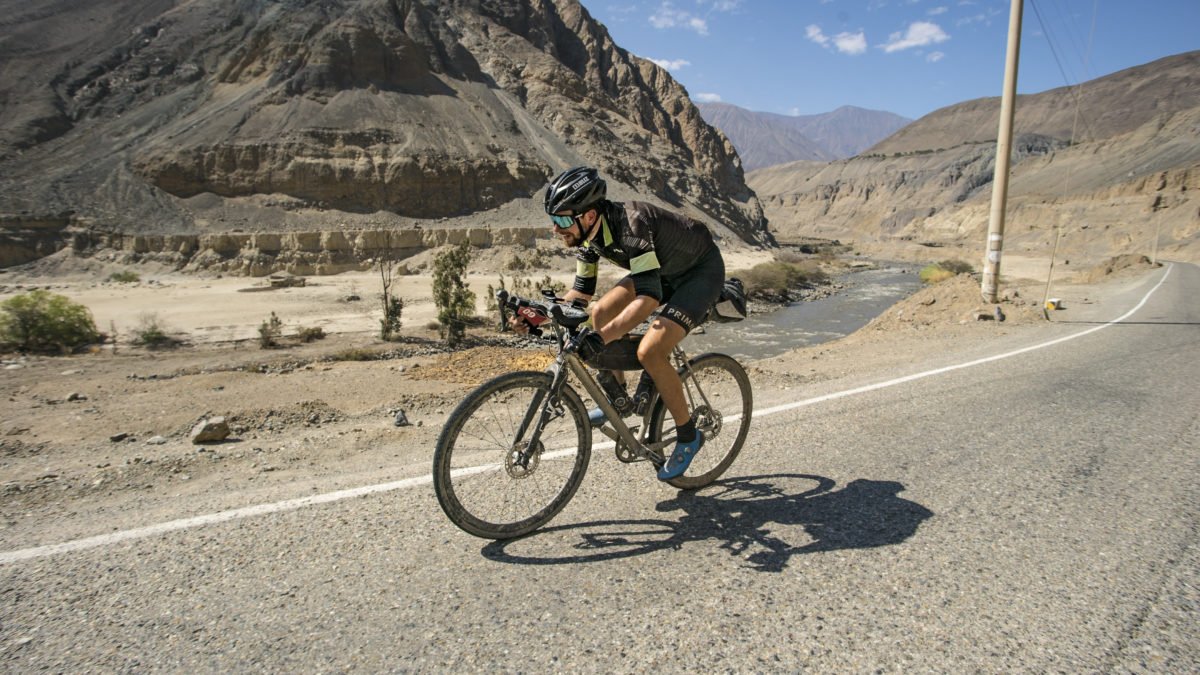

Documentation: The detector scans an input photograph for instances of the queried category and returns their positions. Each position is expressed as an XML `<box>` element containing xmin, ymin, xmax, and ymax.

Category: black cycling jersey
<box><xmin>573</xmin><ymin>201</ymin><xmax>717</xmax><ymax>300</ymax></box>
<box><xmin>573</xmin><ymin>200</ymin><xmax>723</xmax><ymax>331</ymax></box>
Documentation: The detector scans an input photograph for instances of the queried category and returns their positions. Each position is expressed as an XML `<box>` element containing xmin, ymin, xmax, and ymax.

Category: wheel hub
<box><xmin>505</xmin><ymin>441</ymin><xmax>542</xmax><ymax>478</ymax></box>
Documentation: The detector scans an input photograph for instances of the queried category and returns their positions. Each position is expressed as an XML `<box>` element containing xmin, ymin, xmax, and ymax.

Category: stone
<box><xmin>191</xmin><ymin>417</ymin><xmax>230</xmax><ymax>444</ymax></box>
<box><xmin>394</xmin><ymin>410</ymin><xmax>411</xmax><ymax>427</ymax></box>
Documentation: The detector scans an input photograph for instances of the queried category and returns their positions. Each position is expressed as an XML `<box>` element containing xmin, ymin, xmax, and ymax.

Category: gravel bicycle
<box><xmin>433</xmin><ymin>290</ymin><xmax>753</xmax><ymax>539</ymax></box>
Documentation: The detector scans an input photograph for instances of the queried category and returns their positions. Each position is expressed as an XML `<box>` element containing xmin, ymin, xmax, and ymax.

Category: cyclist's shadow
<box><xmin>481</xmin><ymin>474</ymin><xmax>934</xmax><ymax>572</ymax></box>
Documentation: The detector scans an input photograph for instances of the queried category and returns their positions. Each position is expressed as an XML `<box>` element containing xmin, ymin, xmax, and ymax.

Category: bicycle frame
<box><xmin>513</xmin><ymin>342</ymin><xmax>703</xmax><ymax>471</ymax></box>
<box><xmin>498</xmin><ymin>289</ymin><xmax>717</xmax><ymax>471</ymax></box>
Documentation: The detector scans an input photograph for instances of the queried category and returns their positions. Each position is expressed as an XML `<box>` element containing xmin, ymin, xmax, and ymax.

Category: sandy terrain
<box><xmin>0</xmin><ymin>244</ymin><xmax>1158</xmax><ymax>548</ymax></box>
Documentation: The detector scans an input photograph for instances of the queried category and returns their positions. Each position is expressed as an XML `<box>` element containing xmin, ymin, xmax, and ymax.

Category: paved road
<box><xmin>2</xmin><ymin>263</ymin><xmax>1197</xmax><ymax>671</ymax></box>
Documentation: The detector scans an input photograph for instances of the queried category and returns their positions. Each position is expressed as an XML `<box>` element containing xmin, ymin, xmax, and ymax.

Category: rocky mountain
<box><xmin>696</xmin><ymin>103</ymin><xmax>911</xmax><ymax>169</ymax></box>
<box><xmin>0</xmin><ymin>0</ymin><xmax>772</xmax><ymax>271</ymax></box>
<box><xmin>749</xmin><ymin>51</ymin><xmax>1200</xmax><ymax>267</ymax></box>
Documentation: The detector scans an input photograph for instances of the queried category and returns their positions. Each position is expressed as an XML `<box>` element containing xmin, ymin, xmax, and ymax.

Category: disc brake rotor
<box><xmin>692</xmin><ymin>404</ymin><xmax>721</xmax><ymax>438</ymax></box>
<box><xmin>505</xmin><ymin>441</ymin><xmax>542</xmax><ymax>478</ymax></box>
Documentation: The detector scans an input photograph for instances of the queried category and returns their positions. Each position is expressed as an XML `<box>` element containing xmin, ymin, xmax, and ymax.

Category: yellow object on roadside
<box><xmin>1045</xmin><ymin>298</ymin><xmax>1063</xmax><ymax>310</ymax></box>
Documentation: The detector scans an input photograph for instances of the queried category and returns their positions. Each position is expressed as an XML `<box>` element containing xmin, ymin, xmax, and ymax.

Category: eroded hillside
<box><xmin>0</xmin><ymin>0</ymin><xmax>771</xmax><ymax>271</ymax></box>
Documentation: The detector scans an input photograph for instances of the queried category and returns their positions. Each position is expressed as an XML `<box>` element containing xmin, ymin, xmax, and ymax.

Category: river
<box><xmin>685</xmin><ymin>263</ymin><xmax>923</xmax><ymax>362</ymax></box>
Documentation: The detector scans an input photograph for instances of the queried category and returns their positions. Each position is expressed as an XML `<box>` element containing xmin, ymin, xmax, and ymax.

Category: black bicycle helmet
<box><xmin>544</xmin><ymin>166</ymin><xmax>607</xmax><ymax>215</ymax></box>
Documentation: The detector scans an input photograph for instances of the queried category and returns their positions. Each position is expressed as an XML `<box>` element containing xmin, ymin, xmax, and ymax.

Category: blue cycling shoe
<box><xmin>657</xmin><ymin>431</ymin><xmax>704</xmax><ymax>481</ymax></box>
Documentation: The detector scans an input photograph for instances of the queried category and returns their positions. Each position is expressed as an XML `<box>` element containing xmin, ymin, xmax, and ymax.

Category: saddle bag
<box><xmin>707</xmin><ymin>277</ymin><xmax>748</xmax><ymax>323</ymax></box>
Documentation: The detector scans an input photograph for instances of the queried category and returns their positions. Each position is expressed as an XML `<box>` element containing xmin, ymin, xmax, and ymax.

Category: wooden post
<box><xmin>982</xmin><ymin>0</ymin><xmax>1024</xmax><ymax>303</ymax></box>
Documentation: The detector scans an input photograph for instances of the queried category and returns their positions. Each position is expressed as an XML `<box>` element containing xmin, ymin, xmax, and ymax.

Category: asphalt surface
<box><xmin>2</xmin><ymin>263</ymin><xmax>1197</xmax><ymax>672</ymax></box>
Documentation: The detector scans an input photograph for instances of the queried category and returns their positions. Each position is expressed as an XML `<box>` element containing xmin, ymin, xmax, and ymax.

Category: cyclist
<box><xmin>510</xmin><ymin>166</ymin><xmax>725</xmax><ymax>480</ymax></box>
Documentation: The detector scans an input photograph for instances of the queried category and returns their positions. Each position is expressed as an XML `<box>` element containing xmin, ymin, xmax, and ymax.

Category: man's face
<box><xmin>552</xmin><ymin>210</ymin><xmax>591</xmax><ymax>247</ymax></box>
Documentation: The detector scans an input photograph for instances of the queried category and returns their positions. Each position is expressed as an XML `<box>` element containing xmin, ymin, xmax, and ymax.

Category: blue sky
<box><xmin>587</xmin><ymin>1</ymin><xmax>1200</xmax><ymax>120</ymax></box>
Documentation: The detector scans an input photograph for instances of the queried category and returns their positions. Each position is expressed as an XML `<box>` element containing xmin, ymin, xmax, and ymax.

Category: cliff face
<box><xmin>0</xmin><ymin>0</ymin><xmax>771</xmax><ymax>269</ymax></box>
<box><xmin>750</xmin><ymin>52</ymin><xmax>1200</xmax><ymax>266</ymax></box>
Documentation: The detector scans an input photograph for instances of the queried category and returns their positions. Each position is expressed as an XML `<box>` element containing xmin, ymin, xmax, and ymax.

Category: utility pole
<box><xmin>981</xmin><ymin>0</ymin><xmax>1024</xmax><ymax>303</ymax></box>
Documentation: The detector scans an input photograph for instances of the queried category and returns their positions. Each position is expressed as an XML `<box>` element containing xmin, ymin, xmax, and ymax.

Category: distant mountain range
<box><xmin>696</xmin><ymin>103</ymin><xmax>912</xmax><ymax>170</ymax></box>
<box><xmin>748</xmin><ymin>50</ymin><xmax>1200</xmax><ymax>267</ymax></box>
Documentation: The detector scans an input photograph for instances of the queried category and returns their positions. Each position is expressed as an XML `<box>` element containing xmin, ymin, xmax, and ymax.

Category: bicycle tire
<box><xmin>433</xmin><ymin>370</ymin><xmax>592</xmax><ymax>539</ymax></box>
<box><xmin>648</xmin><ymin>353</ymin><xmax>752</xmax><ymax>490</ymax></box>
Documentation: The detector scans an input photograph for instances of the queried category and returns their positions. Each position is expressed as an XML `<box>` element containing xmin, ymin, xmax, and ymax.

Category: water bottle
<box><xmin>632</xmin><ymin>370</ymin><xmax>655</xmax><ymax>416</ymax></box>
<box><xmin>596</xmin><ymin>370</ymin><xmax>632</xmax><ymax>416</ymax></box>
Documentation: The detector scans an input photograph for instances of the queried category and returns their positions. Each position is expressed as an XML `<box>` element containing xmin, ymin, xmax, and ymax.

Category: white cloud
<box><xmin>695</xmin><ymin>92</ymin><xmax>723</xmax><ymax>103</ymax></box>
<box><xmin>649</xmin><ymin>57</ymin><xmax>692</xmax><ymax>71</ymax></box>
<box><xmin>880</xmin><ymin>21</ymin><xmax>950</xmax><ymax>53</ymax></box>
<box><xmin>926</xmin><ymin>51</ymin><xmax>945</xmax><ymax>62</ymax></box>
<box><xmin>928</xmin><ymin>6</ymin><xmax>948</xmax><ymax>15</ymax></box>
<box><xmin>834</xmin><ymin>31</ymin><xmax>868</xmax><ymax>55</ymax></box>
<box><xmin>700</xmin><ymin>0</ymin><xmax>742</xmax><ymax>10</ymax></box>
<box><xmin>806</xmin><ymin>24</ymin><xmax>830</xmax><ymax>47</ymax></box>
<box><xmin>807</xmin><ymin>25</ymin><xmax>867</xmax><ymax>55</ymax></box>
<box><xmin>650</xmin><ymin>2</ymin><xmax>709</xmax><ymax>35</ymax></box>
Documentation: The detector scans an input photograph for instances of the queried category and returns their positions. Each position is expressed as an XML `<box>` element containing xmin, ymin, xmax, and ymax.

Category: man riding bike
<box><xmin>510</xmin><ymin>166</ymin><xmax>726</xmax><ymax>481</ymax></box>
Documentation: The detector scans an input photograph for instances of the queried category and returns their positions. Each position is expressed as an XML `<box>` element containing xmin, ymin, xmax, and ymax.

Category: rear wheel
<box><xmin>648</xmin><ymin>353</ymin><xmax>752</xmax><ymax>490</ymax></box>
<box><xmin>433</xmin><ymin>371</ymin><xmax>591</xmax><ymax>539</ymax></box>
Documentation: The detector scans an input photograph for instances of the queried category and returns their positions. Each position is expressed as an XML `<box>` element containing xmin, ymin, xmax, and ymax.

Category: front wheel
<box><xmin>648</xmin><ymin>353</ymin><xmax>752</xmax><ymax>490</ymax></box>
<box><xmin>433</xmin><ymin>371</ymin><xmax>592</xmax><ymax>539</ymax></box>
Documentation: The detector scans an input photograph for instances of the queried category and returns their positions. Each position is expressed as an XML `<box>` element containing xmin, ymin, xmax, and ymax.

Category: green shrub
<box><xmin>919</xmin><ymin>260</ymin><xmax>974</xmax><ymax>284</ymax></box>
<box><xmin>431</xmin><ymin>241</ymin><xmax>476</xmax><ymax>347</ymax></box>
<box><xmin>939</xmin><ymin>259</ymin><xmax>975</xmax><ymax>275</ymax></box>
<box><xmin>737</xmin><ymin>260</ymin><xmax>827</xmax><ymax>296</ymax></box>
<box><xmin>132</xmin><ymin>313</ymin><xmax>180</xmax><ymax>348</ymax></box>
<box><xmin>330</xmin><ymin>348</ymin><xmax>377</xmax><ymax>362</ymax></box>
<box><xmin>296</xmin><ymin>326</ymin><xmax>326</xmax><ymax>343</ymax></box>
<box><xmin>0</xmin><ymin>290</ymin><xmax>101</xmax><ymax>353</ymax></box>
<box><xmin>107</xmin><ymin>270</ymin><xmax>141</xmax><ymax>283</ymax></box>
<box><xmin>919</xmin><ymin>265</ymin><xmax>955</xmax><ymax>284</ymax></box>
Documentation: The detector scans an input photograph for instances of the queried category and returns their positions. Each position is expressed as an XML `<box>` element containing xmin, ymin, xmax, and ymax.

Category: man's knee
<box><xmin>637</xmin><ymin>320</ymin><xmax>684</xmax><ymax>364</ymax></box>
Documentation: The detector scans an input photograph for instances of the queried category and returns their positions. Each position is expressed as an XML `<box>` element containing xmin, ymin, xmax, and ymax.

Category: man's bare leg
<box><xmin>637</xmin><ymin>316</ymin><xmax>690</xmax><ymax>427</ymax></box>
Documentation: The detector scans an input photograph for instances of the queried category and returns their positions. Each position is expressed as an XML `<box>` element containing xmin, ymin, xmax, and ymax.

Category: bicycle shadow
<box><xmin>481</xmin><ymin>474</ymin><xmax>934</xmax><ymax>572</ymax></box>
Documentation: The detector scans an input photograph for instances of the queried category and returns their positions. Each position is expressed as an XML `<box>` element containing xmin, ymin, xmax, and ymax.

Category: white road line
<box><xmin>0</xmin><ymin>265</ymin><xmax>1174</xmax><ymax>564</ymax></box>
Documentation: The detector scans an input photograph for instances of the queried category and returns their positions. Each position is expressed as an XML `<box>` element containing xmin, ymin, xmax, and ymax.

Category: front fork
<box><xmin>510</xmin><ymin>362</ymin><xmax>570</xmax><ymax>469</ymax></box>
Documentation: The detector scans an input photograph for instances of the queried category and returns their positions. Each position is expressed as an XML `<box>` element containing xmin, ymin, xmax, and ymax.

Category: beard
<box><xmin>556</xmin><ymin>225</ymin><xmax>585</xmax><ymax>248</ymax></box>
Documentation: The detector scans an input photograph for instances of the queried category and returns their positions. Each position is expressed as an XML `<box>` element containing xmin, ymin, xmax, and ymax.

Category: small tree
<box><xmin>258</xmin><ymin>311</ymin><xmax>283</xmax><ymax>348</ymax></box>
<box><xmin>431</xmin><ymin>240</ymin><xmax>475</xmax><ymax>347</ymax></box>
<box><xmin>0</xmin><ymin>289</ymin><xmax>100</xmax><ymax>353</ymax></box>
<box><xmin>378</xmin><ymin>232</ymin><xmax>405</xmax><ymax>340</ymax></box>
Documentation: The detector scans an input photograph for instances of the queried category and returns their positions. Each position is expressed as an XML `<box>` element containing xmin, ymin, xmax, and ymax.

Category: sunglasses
<box><xmin>550</xmin><ymin>214</ymin><xmax>580</xmax><ymax>229</ymax></box>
